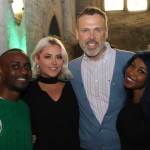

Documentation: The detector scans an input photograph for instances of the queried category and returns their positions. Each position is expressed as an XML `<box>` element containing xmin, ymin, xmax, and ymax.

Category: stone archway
<box><xmin>49</xmin><ymin>15</ymin><xmax>60</xmax><ymax>38</ymax></box>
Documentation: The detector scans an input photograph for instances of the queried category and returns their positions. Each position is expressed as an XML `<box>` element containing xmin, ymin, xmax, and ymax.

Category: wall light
<box><xmin>9</xmin><ymin>0</ymin><xmax>24</xmax><ymax>25</ymax></box>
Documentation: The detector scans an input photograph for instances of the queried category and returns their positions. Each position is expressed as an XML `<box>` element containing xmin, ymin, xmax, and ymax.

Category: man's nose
<box><xmin>130</xmin><ymin>68</ymin><xmax>138</xmax><ymax>76</ymax></box>
<box><xmin>89</xmin><ymin>31</ymin><xmax>96</xmax><ymax>39</ymax></box>
<box><xmin>19</xmin><ymin>66</ymin><xmax>28</xmax><ymax>74</ymax></box>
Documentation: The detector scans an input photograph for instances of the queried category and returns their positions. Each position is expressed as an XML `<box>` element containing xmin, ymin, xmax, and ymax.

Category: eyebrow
<box><xmin>11</xmin><ymin>61</ymin><xmax>30</xmax><ymax>64</ymax></box>
<box><xmin>132</xmin><ymin>61</ymin><xmax>147</xmax><ymax>71</ymax></box>
<box><xmin>139</xmin><ymin>67</ymin><xmax>147</xmax><ymax>71</ymax></box>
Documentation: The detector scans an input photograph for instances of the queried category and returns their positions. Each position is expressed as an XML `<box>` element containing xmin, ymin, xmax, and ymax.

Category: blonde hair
<box><xmin>32</xmin><ymin>36</ymin><xmax>73</xmax><ymax>81</ymax></box>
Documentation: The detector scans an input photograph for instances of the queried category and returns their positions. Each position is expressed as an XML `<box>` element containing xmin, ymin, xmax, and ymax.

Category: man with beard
<box><xmin>69</xmin><ymin>7</ymin><xmax>134</xmax><ymax>150</ymax></box>
<box><xmin>0</xmin><ymin>49</ymin><xmax>33</xmax><ymax>150</ymax></box>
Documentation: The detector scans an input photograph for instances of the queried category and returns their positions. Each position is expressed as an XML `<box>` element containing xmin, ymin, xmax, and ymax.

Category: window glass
<box><xmin>104</xmin><ymin>0</ymin><xmax>124</xmax><ymax>11</ymax></box>
<box><xmin>127</xmin><ymin>0</ymin><xmax>147</xmax><ymax>11</ymax></box>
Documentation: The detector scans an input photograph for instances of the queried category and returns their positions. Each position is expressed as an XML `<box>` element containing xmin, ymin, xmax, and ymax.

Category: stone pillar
<box><xmin>62</xmin><ymin>0</ymin><xmax>77</xmax><ymax>45</ymax></box>
<box><xmin>0</xmin><ymin>0</ymin><xmax>8</xmax><ymax>54</ymax></box>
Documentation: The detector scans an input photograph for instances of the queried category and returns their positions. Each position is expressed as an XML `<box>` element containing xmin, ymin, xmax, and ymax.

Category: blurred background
<box><xmin>0</xmin><ymin>0</ymin><xmax>150</xmax><ymax>60</ymax></box>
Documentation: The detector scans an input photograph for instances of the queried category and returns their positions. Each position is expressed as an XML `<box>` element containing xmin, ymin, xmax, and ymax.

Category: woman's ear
<box><xmin>34</xmin><ymin>56</ymin><xmax>39</xmax><ymax>65</ymax></box>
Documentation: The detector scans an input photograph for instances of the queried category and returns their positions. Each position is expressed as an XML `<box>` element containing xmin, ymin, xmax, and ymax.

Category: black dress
<box><xmin>116</xmin><ymin>101</ymin><xmax>150</xmax><ymax>150</ymax></box>
<box><xmin>22</xmin><ymin>79</ymin><xmax>80</xmax><ymax>150</ymax></box>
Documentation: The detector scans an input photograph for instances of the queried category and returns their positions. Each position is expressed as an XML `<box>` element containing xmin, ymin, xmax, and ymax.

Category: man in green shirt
<box><xmin>0</xmin><ymin>49</ymin><xmax>33</xmax><ymax>150</ymax></box>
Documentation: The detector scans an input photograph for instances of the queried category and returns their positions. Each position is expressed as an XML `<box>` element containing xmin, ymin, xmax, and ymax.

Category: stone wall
<box><xmin>0</xmin><ymin>0</ymin><xmax>150</xmax><ymax>60</ymax></box>
<box><xmin>107</xmin><ymin>11</ymin><xmax>150</xmax><ymax>52</ymax></box>
<box><xmin>0</xmin><ymin>0</ymin><xmax>8</xmax><ymax>54</ymax></box>
<box><xmin>25</xmin><ymin>0</ymin><xmax>76</xmax><ymax>59</ymax></box>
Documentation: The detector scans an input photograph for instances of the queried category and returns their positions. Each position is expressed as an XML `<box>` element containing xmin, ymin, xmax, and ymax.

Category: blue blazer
<box><xmin>69</xmin><ymin>49</ymin><xmax>134</xmax><ymax>150</ymax></box>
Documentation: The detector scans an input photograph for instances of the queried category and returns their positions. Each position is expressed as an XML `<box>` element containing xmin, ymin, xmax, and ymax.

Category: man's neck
<box><xmin>0</xmin><ymin>92</ymin><xmax>20</xmax><ymax>102</ymax></box>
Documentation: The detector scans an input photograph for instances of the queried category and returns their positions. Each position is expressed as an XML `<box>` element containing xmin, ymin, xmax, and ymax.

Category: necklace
<box><xmin>38</xmin><ymin>76</ymin><xmax>58</xmax><ymax>84</ymax></box>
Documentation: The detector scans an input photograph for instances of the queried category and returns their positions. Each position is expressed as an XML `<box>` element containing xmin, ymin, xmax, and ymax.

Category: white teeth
<box><xmin>127</xmin><ymin>77</ymin><xmax>135</xmax><ymax>82</ymax></box>
<box><xmin>50</xmin><ymin>67</ymin><xmax>57</xmax><ymax>70</ymax></box>
<box><xmin>17</xmin><ymin>78</ymin><xmax>26</xmax><ymax>81</ymax></box>
<box><xmin>88</xmin><ymin>43</ymin><xmax>96</xmax><ymax>46</ymax></box>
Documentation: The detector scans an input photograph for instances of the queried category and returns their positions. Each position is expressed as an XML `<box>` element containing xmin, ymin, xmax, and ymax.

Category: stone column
<box><xmin>0</xmin><ymin>0</ymin><xmax>8</xmax><ymax>54</ymax></box>
<box><xmin>62</xmin><ymin>0</ymin><xmax>77</xmax><ymax>45</ymax></box>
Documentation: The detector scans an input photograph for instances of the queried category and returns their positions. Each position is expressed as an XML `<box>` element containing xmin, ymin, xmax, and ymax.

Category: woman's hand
<box><xmin>32</xmin><ymin>135</ymin><xmax>36</xmax><ymax>144</ymax></box>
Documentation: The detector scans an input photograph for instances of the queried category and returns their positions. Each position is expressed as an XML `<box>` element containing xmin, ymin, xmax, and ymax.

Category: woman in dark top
<box><xmin>22</xmin><ymin>36</ymin><xmax>80</xmax><ymax>150</ymax></box>
<box><xmin>117</xmin><ymin>51</ymin><xmax>150</xmax><ymax>150</ymax></box>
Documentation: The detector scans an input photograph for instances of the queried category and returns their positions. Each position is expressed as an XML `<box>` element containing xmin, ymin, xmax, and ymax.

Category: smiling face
<box><xmin>124</xmin><ymin>58</ymin><xmax>147</xmax><ymax>90</ymax></box>
<box><xmin>76</xmin><ymin>14</ymin><xmax>108</xmax><ymax>60</ymax></box>
<box><xmin>35</xmin><ymin>44</ymin><xmax>64</xmax><ymax>78</ymax></box>
<box><xmin>0</xmin><ymin>51</ymin><xmax>32</xmax><ymax>92</ymax></box>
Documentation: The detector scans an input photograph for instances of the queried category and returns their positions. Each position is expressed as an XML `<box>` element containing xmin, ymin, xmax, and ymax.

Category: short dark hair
<box><xmin>0</xmin><ymin>48</ymin><xmax>25</xmax><ymax>64</ymax></box>
<box><xmin>0</xmin><ymin>48</ymin><xmax>24</xmax><ymax>57</ymax></box>
<box><xmin>77</xmin><ymin>6</ymin><xmax>108</xmax><ymax>22</ymax></box>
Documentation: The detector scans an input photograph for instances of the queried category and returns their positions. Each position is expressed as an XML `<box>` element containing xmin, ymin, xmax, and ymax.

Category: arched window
<box><xmin>49</xmin><ymin>16</ymin><xmax>60</xmax><ymax>37</ymax></box>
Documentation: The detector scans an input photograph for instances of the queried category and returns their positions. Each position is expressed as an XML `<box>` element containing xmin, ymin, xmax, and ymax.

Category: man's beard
<box><xmin>79</xmin><ymin>42</ymin><xmax>105</xmax><ymax>57</ymax></box>
<box><xmin>6</xmin><ymin>83</ymin><xmax>27</xmax><ymax>93</ymax></box>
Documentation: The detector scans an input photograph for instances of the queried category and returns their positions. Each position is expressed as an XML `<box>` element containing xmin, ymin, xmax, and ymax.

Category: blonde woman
<box><xmin>22</xmin><ymin>36</ymin><xmax>80</xmax><ymax>150</ymax></box>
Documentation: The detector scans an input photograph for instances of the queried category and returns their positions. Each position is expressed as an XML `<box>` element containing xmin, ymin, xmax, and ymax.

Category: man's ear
<box><xmin>0</xmin><ymin>66</ymin><xmax>2</xmax><ymax>74</ymax></box>
<box><xmin>75</xmin><ymin>28</ymin><xmax>79</xmax><ymax>40</ymax></box>
<box><xmin>105</xmin><ymin>27</ymin><xmax>108</xmax><ymax>39</ymax></box>
<box><xmin>0</xmin><ymin>66</ymin><xmax>4</xmax><ymax>80</ymax></box>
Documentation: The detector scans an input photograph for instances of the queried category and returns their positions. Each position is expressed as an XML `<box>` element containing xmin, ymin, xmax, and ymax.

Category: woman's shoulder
<box><xmin>63</xmin><ymin>81</ymin><xmax>72</xmax><ymax>88</ymax></box>
<box><xmin>28</xmin><ymin>78</ymin><xmax>39</xmax><ymax>86</ymax></box>
<box><xmin>63</xmin><ymin>81</ymin><xmax>76</xmax><ymax>96</ymax></box>
<box><xmin>22</xmin><ymin>78</ymin><xmax>39</xmax><ymax>95</ymax></box>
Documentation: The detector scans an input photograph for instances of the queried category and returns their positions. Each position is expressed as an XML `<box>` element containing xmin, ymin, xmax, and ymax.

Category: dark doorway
<box><xmin>49</xmin><ymin>16</ymin><xmax>60</xmax><ymax>37</ymax></box>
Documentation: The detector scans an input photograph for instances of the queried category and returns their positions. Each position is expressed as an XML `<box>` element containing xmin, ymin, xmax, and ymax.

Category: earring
<box><xmin>36</xmin><ymin>65</ymin><xmax>40</xmax><ymax>75</ymax></box>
